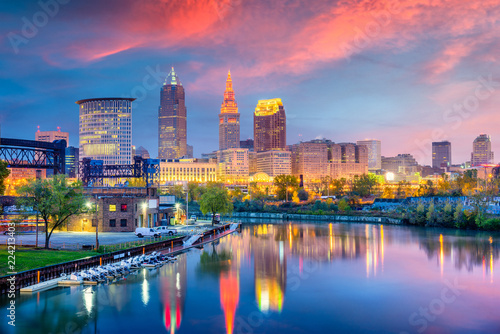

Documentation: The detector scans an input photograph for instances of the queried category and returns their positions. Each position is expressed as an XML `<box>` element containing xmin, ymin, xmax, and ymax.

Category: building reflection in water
<box><xmin>160</xmin><ymin>255</ymin><xmax>187</xmax><ymax>333</ymax></box>
<box><xmin>417</xmin><ymin>230</ymin><xmax>498</xmax><ymax>280</ymax></box>
<box><xmin>220</xmin><ymin>269</ymin><xmax>239</xmax><ymax>334</ymax></box>
<box><xmin>254</xmin><ymin>224</ymin><xmax>286</xmax><ymax>313</ymax></box>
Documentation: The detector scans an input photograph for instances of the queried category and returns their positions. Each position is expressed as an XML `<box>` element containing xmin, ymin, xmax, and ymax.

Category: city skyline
<box><xmin>1</xmin><ymin>0</ymin><xmax>500</xmax><ymax>165</ymax></box>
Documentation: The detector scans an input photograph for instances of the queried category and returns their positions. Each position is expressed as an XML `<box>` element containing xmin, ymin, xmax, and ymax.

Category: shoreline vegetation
<box><xmin>191</xmin><ymin>197</ymin><xmax>500</xmax><ymax>231</ymax></box>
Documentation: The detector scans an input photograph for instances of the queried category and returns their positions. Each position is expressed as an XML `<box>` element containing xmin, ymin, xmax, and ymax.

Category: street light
<box><xmin>286</xmin><ymin>186</ymin><xmax>293</xmax><ymax>202</ymax></box>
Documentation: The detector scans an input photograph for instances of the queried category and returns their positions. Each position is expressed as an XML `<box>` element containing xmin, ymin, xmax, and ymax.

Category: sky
<box><xmin>1</xmin><ymin>0</ymin><xmax>500</xmax><ymax>165</ymax></box>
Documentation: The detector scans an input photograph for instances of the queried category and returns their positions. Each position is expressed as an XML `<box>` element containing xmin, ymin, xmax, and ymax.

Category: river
<box><xmin>1</xmin><ymin>222</ymin><xmax>499</xmax><ymax>334</ymax></box>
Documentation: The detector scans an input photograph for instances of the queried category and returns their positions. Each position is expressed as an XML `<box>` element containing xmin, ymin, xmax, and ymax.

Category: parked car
<box><xmin>190</xmin><ymin>215</ymin><xmax>197</xmax><ymax>222</ymax></box>
<box><xmin>135</xmin><ymin>227</ymin><xmax>160</xmax><ymax>238</ymax></box>
<box><xmin>155</xmin><ymin>226</ymin><xmax>178</xmax><ymax>236</ymax></box>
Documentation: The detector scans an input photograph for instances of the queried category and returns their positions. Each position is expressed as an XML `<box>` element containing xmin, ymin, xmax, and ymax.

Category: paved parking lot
<box><xmin>0</xmin><ymin>221</ymin><xmax>215</xmax><ymax>249</ymax></box>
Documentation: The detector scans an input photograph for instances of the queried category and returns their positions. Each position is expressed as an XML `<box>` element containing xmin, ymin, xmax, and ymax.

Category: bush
<box><xmin>298</xmin><ymin>189</ymin><xmax>309</xmax><ymax>201</ymax></box>
<box><xmin>479</xmin><ymin>218</ymin><xmax>500</xmax><ymax>230</ymax></box>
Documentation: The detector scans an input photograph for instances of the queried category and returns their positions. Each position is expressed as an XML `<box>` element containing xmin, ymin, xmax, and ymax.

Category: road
<box><xmin>0</xmin><ymin>221</ymin><xmax>216</xmax><ymax>249</ymax></box>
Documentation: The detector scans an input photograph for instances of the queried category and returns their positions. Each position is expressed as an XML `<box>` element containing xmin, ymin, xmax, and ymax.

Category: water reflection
<box><xmin>1</xmin><ymin>223</ymin><xmax>499</xmax><ymax>334</ymax></box>
<box><xmin>254</xmin><ymin>224</ymin><xmax>286</xmax><ymax>313</ymax></box>
<box><xmin>160</xmin><ymin>256</ymin><xmax>186</xmax><ymax>333</ymax></box>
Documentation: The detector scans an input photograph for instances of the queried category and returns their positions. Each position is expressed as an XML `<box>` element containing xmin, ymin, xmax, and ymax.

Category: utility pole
<box><xmin>95</xmin><ymin>193</ymin><xmax>99</xmax><ymax>250</ymax></box>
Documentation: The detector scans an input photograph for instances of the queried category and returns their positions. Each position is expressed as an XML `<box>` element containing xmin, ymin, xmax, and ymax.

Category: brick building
<box><xmin>67</xmin><ymin>187</ymin><xmax>167</xmax><ymax>232</ymax></box>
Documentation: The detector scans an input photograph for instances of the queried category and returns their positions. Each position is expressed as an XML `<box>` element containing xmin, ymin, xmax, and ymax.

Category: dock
<box><xmin>20</xmin><ymin>277</ymin><xmax>64</xmax><ymax>293</ymax></box>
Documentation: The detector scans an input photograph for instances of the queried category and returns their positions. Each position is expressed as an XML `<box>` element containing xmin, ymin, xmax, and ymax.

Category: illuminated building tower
<box><xmin>219</xmin><ymin>71</ymin><xmax>240</xmax><ymax>150</ymax></box>
<box><xmin>432</xmin><ymin>141</ymin><xmax>451</xmax><ymax>169</ymax></box>
<box><xmin>471</xmin><ymin>134</ymin><xmax>494</xmax><ymax>166</ymax></box>
<box><xmin>76</xmin><ymin>97</ymin><xmax>134</xmax><ymax>165</ymax></box>
<box><xmin>159</xmin><ymin>67</ymin><xmax>187</xmax><ymax>159</ymax></box>
<box><xmin>254</xmin><ymin>99</ymin><xmax>286</xmax><ymax>152</ymax></box>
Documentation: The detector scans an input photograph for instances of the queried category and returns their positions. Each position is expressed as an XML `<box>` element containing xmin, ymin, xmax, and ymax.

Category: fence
<box><xmin>0</xmin><ymin>223</ymin><xmax>236</xmax><ymax>294</ymax></box>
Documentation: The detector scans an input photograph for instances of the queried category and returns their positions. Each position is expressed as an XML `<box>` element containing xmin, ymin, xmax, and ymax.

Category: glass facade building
<box><xmin>76</xmin><ymin>97</ymin><xmax>134</xmax><ymax>165</ymax></box>
<box><xmin>159</xmin><ymin>67</ymin><xmax>187</xmax><ymax>159</ymax></box>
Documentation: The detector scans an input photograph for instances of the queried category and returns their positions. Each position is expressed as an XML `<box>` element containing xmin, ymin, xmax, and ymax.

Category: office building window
<box><xmin>121</xmin><ymin>204</ymin><xmax>127</xmax><ymax>212</ymax></box>
<box><xmin>109</xmin><ymin>219</ymin><xmax>116</xmax><ymax>227</ymax></box>
<box><xmin>109</xmin><ymin>205</ymin><xmax>116</xmax><ymax>212</ymax></box>
<box><xmin>120</xmin><ymin>219</ymin><xmax>127</xmax><ymax>227</ymax></box>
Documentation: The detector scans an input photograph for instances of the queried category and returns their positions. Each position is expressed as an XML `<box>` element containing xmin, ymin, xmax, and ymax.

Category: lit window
<box><xmin>109</xmin><ymin>205</ymin><xmax>116</xmax><ymax>212</ymax></box>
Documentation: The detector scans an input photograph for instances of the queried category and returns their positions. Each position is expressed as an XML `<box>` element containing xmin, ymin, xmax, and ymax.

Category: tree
<box><xmin>337</xmin><ymin>198</ymin><xmax>351</xmax><ymax>213</ymax></box>
<box><xmin>0</xmin><ymin>160</ymin><xmax>11</xmax><ymax>195</ymax></box>
<box><xmin>199</xmin><ymin>185</ymin><xmax>233</xmax><ymax>226</ymax></box>
<box><xmin>17</xmin><ymin>175</ymin><xmax>85</xmax><ymax>249</ymax></box>
<box><xmin>331</xmin><ymin>178</ymin><xmax>347</xmax><ymax>197</ymax></box>
<box><xmin>188</xmin><ymin>182</ymin><xmax>205</xmax><ymax>202</ymax></box>
<box><xmin>352</xmin><ymin>174</ymin><xmax>379</xmax><ymax>197</ymax></box>
<box><xmin>297</xmin><ymin>188</ymin><xmax>309</xmax><ymax>201</ymax></box>
<box><xmin>273</xmin><ymin>175</ymin><xmax>299</xmax><ymax>200</ymax></box>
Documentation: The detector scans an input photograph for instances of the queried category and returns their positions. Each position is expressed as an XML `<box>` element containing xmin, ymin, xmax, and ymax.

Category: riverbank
<box><xmin>207</xmin><ymin>212</ymin><xmax>404</xmax><ymax>225</ymax></box>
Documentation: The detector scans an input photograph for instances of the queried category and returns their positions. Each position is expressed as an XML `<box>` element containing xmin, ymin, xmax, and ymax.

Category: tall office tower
<box><xmin>159</xmin><ymin>67</ymin><xmax>187</xmax><ymax>159</ymax></box>
<box><xmin>254</xmin><ymin>98</ymin><xmax>286</xmax><ymax>152</ymax></box>
<box><xmin>65</xmin><ymin>146</ymin><xmax>79</xmax><ymax>178</ymax></box>
<box><xmin>76</xmin><ymin>97</ymin><xmax>134</xmax><ymax>165</ymax></box>
<box><xmin>219</xmin><ymin>70</ymin><xmax>240</xmax><ymax>150</ymax></box>
<box><xmin>36</xmin><ymin>127</ymin><xmax>69</xmax><ymax>146</ymax></box>
<box><xmin>432</xmin><ymin>141</ymin><xmax>451</xmax><ymax>169</ymax></box>
<box><xmin>471</xmin><ymin>134</ymin><xmax>494</xmax><ymax>166</ymax></box>
<box><xmin>356</xmin><ymin>139</ymin><xmax>381</xmax><ymax>171</ymax></box>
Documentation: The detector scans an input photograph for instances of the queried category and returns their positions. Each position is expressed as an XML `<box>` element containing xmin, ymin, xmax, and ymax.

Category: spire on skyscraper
<box><xmin>164</xmin><ymin>66</ymin><xmax>182</xmax><ymax>86</ymax></box>
<box><xmin>219</xmin><ymin>70</ymin><xmax>240</xmax><ymax>150</ymax></box>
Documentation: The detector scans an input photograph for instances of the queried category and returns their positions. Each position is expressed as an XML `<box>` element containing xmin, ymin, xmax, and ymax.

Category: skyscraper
<box><xmin>219</xmin><ymin>70</ymin><xmax>240</xmax><ymax>150</ymax></box>
<box><xmin>471</xmin><ymin>134</ymin><xmax>494</xmax><ymax>166</ymax></box>
<box><xmin>159</xmin><ymin>67</ymin><xmax>187</xmax><ymax>160</ymax></box>
<box><xmin>356</xmin><ymin>139</ymin><xmax>381</xmax><ymax>171</ymax></box>
<box><xmin>76</xmin><ymin>97</ymin><xmax>134</xmax><ymax>165</ymax></box>
<box><xmin>254</xmin><ymin>98</ymin><xmax>286</xmax><ymax>152</ymax></box>
<box><xmin>432</xmin><ymin>141</ymin><xmax>451</xmax><ymax>169</ymax></box>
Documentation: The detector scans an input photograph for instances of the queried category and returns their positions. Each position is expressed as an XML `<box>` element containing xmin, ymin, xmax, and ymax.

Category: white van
<box><xmin>155</xmin><ymin>226</ymin><xmax>178</xmax><ymax>236</ymax></box>
<box><xmin>135</xmin><ymin>227</ymin><xmax>160</xmax><ymax>238</ymax></box>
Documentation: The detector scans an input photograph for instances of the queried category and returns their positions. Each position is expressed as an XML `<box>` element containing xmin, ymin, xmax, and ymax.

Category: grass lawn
<box><xmin>0</xmin><ymin>247</ymin><xmax>98</xmax><ymax>277</ymax></box>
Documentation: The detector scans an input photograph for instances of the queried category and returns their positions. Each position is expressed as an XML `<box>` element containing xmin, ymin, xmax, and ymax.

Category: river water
<box><xmin>1</xmin><ymin>222</ymin><xmax>499</xmax><ymax>334</ymax></box>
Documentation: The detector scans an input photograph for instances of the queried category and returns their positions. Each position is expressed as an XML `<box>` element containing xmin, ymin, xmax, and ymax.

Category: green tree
<box><xmin>331</xmin><ymin>178</ymin><xmax>347</xmax><ymax>197</ymax></box>
<box><xmin>17</xmin><ymin>175</ymin><xmax>85</xmax><ymax>249</ymax></box>
<box><xmin>297</xmin><ymin>188</ymin><xmax>309</xmax><ymax>201</ymax></box>
<box><xmin>199</xmin><ymin>185</ymin><xmax>233</xmax><ymax>226</ymax></box>
<box><xmin>273</xmin><ymin>175</ymin><xmax>299</xmax><ymax>200</ymax></box>
<box><xmin>0</xmin><ymin>160</ymin><xmax>11</xmax><ymax>195</ymax></box>
<box><xmin>188</xmin><ymin>182</ymin><xmax>205</xmax><ymax>202</ymax></box>
<box><xmin>337</xmin><ymin>198</ymin><xmax>350</xmax><ymax>213</ymax></box>
<box><xmin>352</xmin><ymin>174</ymin><xmax>379</xmax><ymax>197</ymax></box>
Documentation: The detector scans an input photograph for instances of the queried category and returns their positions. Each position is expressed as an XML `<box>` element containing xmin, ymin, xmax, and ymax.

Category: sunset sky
<box><xmin>1</xmin><ymin>0</ymin><xmax>499</xmax><ymax>165</ymax></box>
